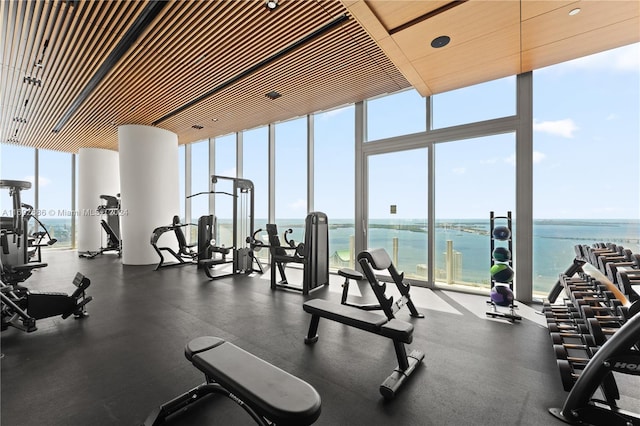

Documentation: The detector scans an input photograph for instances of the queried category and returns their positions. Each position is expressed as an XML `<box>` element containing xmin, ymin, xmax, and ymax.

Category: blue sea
<box><xmin>270</xmin><ymin>218</ymin><xmax>640</xmax><ymax>295</ymax></box>
<box><xmin>39</xmin><ymin>217</ymin><xmax>640</xmax><ymax>295</ymax></box>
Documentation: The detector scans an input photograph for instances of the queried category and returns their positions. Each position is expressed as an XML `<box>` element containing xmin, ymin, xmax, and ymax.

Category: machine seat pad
<box><xmin>11</xmin><ymin>262</ymin><xmax>48</xmax><ymax>271</ymax></box>
<box><xmin>185</xmin><ymin>336</ymin><xmax>321</xmax><ymax>426</ymax></box>
<box><xmin>338</xmin><ymin>268</ymin><xmax>363</xmax><ymax>281</ymax></box>
<box><xmin>303</xmin><ymin>299</ymin><xmax>412</xmax><ymax>343</ymax></box>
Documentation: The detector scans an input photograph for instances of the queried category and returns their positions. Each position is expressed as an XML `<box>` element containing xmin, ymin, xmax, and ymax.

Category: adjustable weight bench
<box><xmin>143</xmin><ymin>336</ymin><xmax>321</xmax><ymax>426</ymax></box>
<box><xmin>303</xmin><ymin>299</ymin><xmax>424</xmax><ymax>399</ymax></box>
<box><xmin>303</xmin><ymin>248</ymin><xmax>425</xmax><ymax>399</ymax></box>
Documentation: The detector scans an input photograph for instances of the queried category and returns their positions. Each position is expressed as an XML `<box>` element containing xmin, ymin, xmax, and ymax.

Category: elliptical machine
<box><xmin>80</xmin><ymin>194</ymin><xmax>121</xmax><ymax>258</ymax></box>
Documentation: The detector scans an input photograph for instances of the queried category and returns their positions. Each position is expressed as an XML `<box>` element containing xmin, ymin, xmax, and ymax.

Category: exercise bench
<box><xmin>143</xmin><ymin>336</ymin><xmax>322</xmax><ymax>426</ymax></box>
<box><xmin>303</xmin><ymin>248</ymin><xmax>425</xmax><ymax>399</ymax></box>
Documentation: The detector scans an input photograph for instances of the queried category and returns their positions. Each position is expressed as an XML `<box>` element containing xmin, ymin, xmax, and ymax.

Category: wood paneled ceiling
<box><xmin>1</xmin><ymin>0</ymin><xmax>638</xmax><ymax>153</ymax></box>
<box><xmin>344</xmin><ymin>0</ymin><xmax>639</xmax><ymax>96</ymax></box>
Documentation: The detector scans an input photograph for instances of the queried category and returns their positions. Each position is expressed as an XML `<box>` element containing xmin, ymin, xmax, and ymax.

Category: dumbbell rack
<box><xmin>544</xmin><ymin>249</ymin><xmax>640</xmax><ymax>426</ymax></box>
<box><xmin>486</xmin><ymin>211</ymin><xmax>521</xmax><ymax>322</ymax></box>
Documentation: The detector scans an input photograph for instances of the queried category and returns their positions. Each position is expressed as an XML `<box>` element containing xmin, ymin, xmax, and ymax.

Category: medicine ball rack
<box><xmin>486</xmin><ymin>211</ymin><xmax>521</xmax><ymax>322</ymax></box>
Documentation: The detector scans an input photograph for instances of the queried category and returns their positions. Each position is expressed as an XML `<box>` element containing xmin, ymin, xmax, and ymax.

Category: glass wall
<box><xmin>367</xmin><ymin>148</ymin><xmax>428</xmax><ymax>279</ymax></box>
<box><xmin>0</xmin><ymin>145</ymin><xmax>35</xmax><ymax>211</ymax></box>
<box><xmin>5</xmin><ymin>42</ymin><xmax>637</xmax><ymax>302</ymax></box>
<box><xmin>178</xmin><ymin>145</ymin><xmax>185</xmax><ymax>223</ymax></box>
<box><xmin>38</xmin><ymin>149</ymin><xmax>73</xmax><ymax>247</ymax></box>
<box><xmin>212</xmin><ymin>134</ymin><xmax>236</xmax><ymax>247</ymax></box>
<box><xmin>434</xmin><ymin>134</ymin><xmax>515</xmax><ymax>289</ymax></box>
<box><xmin>314</xmin><ymin>106</ymin><xmax>355</xmax><ymax>270</ymax></box>
<box><xmin>243</xmin><ymin>126</ymin><xmax>269</xmax><ymax>263</ymax></box>
<box><xmin>190</xmin><ymin>140</ymin><xmax>209</xmax><ymax>241</ymax></box>
<box><xmin>532</xmin><ymin>43</ymin><xmax>640</xmax><ymax>295</ymax></box>
<box><xmin>432</xmin><ymin>76</ymin><xmax>516</xmax><ymax>128</ymax></box>
<box><xmin>274</xmin><ymin>117</ymin><xmax>307</xmax><ymax>243</ymax></box>
<box><xmin>366</xmin><ymin>89</ymin><xmax>425</xmax><ymax>141</ymax></box>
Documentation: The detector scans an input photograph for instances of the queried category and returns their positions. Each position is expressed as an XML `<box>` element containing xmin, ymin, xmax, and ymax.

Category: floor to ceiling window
<box><xmin>213</xmin><ymin>134</ymin><xmax>237</xmax><ymax>247</ymax></box>
<box><xmin>314</xmin><ymin>105</ymin><xmax>355</xmax><ymax>270</ymax></box>
<box><xmin>432</xmin><ymin>76</ymin><xmax>516</xmax><ymax>128</ymax></box>
<box><xmin>178</xmin><ymin>145</ymin><xmax>185</xmax><ymax>223</ymax></box>
<box><xmin>532</xmin><ymin>43</ymin><xmax>640</xmax><ymax>296</ymax></box>
<box><xmin>367</xmin><ymin>148</ymin><xmax>428</xmax><ymax>280</ymax></box>
<box><xmin>38</xmin><ymin>149</ymin><xmax>73</xmax><ymax>248</ymax></box>
<box><xmin>243</xmin><ymin>126</ymin><xmax>269</xmax><ymax>263</ymax></box>
<box><xmin>190</xmin><ymin>140</ymin><xmax>209</xmax><ymax>241</ymax></box>
<box><xmin>434</xmin><ymin>134</ymin><xmax>515</xmax><ymax>289</ymax></box>
<box><xmin>0</xmin><ymin>144</ymin><xmax>35</xmax><ymax>210</ymax></box>
<box><xmin>366</xmin><ymin>89</ymin><xmax>426</xmax><ymax>141</ymax></box>
<box><xmin>274</xmin><ymin>117</ymin><xmax>307</xmax><ymax>243</ymax></box>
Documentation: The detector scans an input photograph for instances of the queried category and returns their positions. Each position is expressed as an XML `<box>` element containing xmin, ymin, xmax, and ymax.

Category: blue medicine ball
<box><xmin>490</xmin><ymin>285</ymin><xmax>514</xmax><ymax>307</ymax></box>
<box><xmin>492</xmin><ymin>226</ymin><xmax>511</xmax><ymax>241</ymax></box>
<box><xmin>492</xmin><ymin>247</ymin><xmax>511</xmax><ymax>262</ymax></box>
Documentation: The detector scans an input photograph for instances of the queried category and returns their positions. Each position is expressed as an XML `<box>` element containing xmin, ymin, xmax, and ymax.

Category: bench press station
<box><xmin>143</xmin><ymin>336</ymin><xmax>321</xmax><ymax>426</ymax></box>
<box><xmin>303</xmin><ymin>248</ymin><xmax>425</xmax><ymax>399</ymax></box>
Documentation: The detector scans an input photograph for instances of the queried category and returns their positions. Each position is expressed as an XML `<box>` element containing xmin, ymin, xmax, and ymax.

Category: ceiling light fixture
<box><xmin>569</xmin><ymin>8</ymin><xmax>581</xmax><ymax>16</ymax></box>
<box><xmin>265</xmin><ymin>0</ymin><xmax>278</xmax><ymax>10</ymax></box>
<box><xmin>431</xmin><ymin>35</ymin><xmax>450</xmax><ymax>48</ymax></box>
<box><xmin>265</xmin><ymin>91</ymin><xmax>281</xmax><ymax>100</ymax></box>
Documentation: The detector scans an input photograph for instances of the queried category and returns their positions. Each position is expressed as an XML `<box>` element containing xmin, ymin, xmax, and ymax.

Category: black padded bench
<box><xmin>303</xmin><ymin>298</ymin><xmax>424</xmax><ymax>399</ymax></box>
<box><xmin>143</xmin><ymin>336</ymin><xmax>321</xmax><ymax>426</ymax></box>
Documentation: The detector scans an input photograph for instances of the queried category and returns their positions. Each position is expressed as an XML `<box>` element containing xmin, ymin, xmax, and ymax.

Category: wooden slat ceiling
<box><xmin>1</xmin><ymin>0</ymin><xmax>639</xmax><ymax>154</ymax></box>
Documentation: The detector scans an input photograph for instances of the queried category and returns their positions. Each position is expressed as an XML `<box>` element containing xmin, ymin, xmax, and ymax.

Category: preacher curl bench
<box><xmin>303</xmin><ymin>248</ymin><xmax>425</xmax><ymax>399</ymax></box>
<box><xmin>143</xmin><ymin>336</ymin><xmax>321</xmax><ymax>426</ymax></box>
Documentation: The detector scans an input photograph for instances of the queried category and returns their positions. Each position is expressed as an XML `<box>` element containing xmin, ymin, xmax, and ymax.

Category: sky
<box><xmin>1</xmin><ymin>43</ymin><xmax>639</xmax><ymax>222</ymax></box>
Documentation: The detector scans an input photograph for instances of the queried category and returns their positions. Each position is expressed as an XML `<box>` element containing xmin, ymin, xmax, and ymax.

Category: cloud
<box><xmin>504</xmin><ymin>151</ymin><xmax>545</xmax><ymax>166</ymax></box>
<box><xmin>24</xmin><ymin>175</ymin><xmax>51</xmax><ymax>186</ymax></box>
<box><xmin>539</xmin><ymin>43</ymin><xmax>640</xmax><ymax>74</ymax></box>
<box><xmin>289</xmin><ymin>198</ymin><xmax>306</xmax><ymax>211</ymax></box>
<box><xmin>452</xmin><ymin>167</ymin><xmax>465</xmax><ymax>175</ymax></box>
<box><xmin>533</xmin><ymin>151</ymin><xmax>546</xmax><ymax>163</ymax></box>
<box><xmin>533</xmin><ymin>118</ymin><xmax>578</xmax><ymax>138</ymax></box>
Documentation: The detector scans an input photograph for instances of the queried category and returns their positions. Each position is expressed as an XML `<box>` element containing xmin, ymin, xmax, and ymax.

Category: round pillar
<box><xmin>77</xmin><ymin>148</ymin><xmax>120</xmax><ymax>253</ymax></box>
<box><xmin>118</xmin><ymin>125</ymin><xmax>179</xmax><ymax>265</ymax></box>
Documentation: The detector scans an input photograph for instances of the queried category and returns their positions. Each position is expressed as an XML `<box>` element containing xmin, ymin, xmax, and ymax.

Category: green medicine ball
<box><xmin>491</xmin><ymin>263</ymin><xmax>514</xmax><ymax>283</ymax></box>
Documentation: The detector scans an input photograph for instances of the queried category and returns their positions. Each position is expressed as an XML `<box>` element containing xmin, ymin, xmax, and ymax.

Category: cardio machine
<box><xmin>80</xmin><ymin>194</ymin><xmax>121</xmax><ymax>258</ymax></box>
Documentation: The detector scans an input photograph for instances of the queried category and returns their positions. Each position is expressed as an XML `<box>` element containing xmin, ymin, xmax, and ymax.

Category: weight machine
<box><xmin>1</xmin><ymin>180</ymin><xmax>48</xmax><ymax>284</ymax></box>
<box><xmin>197</xmin><ymin>176</ymin><xmax>260</xmax><ymax>279</ymax></box>
<box><xmin>152</xmin><ymin>176</ymin><xmax>260</xmax><ymax>279</ymax></box>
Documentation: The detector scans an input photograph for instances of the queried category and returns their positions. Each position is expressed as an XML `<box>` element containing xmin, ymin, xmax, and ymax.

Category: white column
<box><xmin>118</xmin><ymin>125</ymin><xmax>179</xmax><ymax>265</ymax></box>
<box><xmin>77</xmin><ymin>148</ymin><xmax>120</xmax><ymax>253</ymax></box>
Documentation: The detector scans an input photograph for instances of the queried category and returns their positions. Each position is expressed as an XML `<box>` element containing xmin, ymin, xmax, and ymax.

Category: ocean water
<box><xmin>38</xmin><ymin>217</ymin><xmax>640</xmax><ymax>295</ymax></box>
<box><xmin>270</xmin><ymin>218</ymin><xmax>640</xmax><ymax>295</ymax></box>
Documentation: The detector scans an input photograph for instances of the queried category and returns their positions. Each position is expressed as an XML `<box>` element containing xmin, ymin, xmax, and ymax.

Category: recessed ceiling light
<box><xmin>265</xmin><ymin>91</ymin><xmax>281</xmax><ymax>100</ymax></box>
<box><xmin>569</xmin><ymin>8</ymin><xmax>581</xmax><ymax>16</ymax></box>
<box><xmin>212</xmin><ymin>118</ymin><xmax>218</xmax><ymax>122</ymax></box>
<box><xmin>265</xmin><ymin>0</ymin><xmax>278</xmax><ymax>10</ymax></box>
<box><xmin>431</xmin><ymin>35</ymin><xmax>450</xmax><ymax>48</ymax></box>
<box><xmin>192</xmin><ymin>125</ymin><xmax>204</xmax><ymax>129</ymax></box>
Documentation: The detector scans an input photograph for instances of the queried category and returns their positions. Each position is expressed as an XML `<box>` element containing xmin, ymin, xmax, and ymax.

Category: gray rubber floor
<box><xmin>1</xmin><ymin>249</ymin><xmax>628</xmax><ymax>426</ymax></box>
